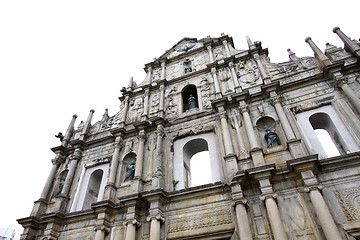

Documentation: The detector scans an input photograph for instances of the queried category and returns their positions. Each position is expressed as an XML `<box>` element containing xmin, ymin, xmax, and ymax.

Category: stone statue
<box><xmin>55</xmin><ymin>180</ymin><xmax>65</xmax><ymax>197</ymax></box>
<box><xmin>185</xmin><ymin>64</ymin><xmax>192</xmax><ymax>74</ymax></box>
<box><xmin>264</xmin><ymin>128</ymin><xmax>281</xmax><ymax>148</ymax></box>
<box><xmin>188</xmin><ymin>94</ymin><xmax>197</xmax><ymax>110</ymax></box>
<box><xmin>124</xmin><ymin>161</ymin><xmax>135</xmax><ymax>182</ymax></box>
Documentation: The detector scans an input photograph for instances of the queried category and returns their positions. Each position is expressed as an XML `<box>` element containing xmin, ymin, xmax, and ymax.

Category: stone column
<box><xmin>143</xmin><ymin>66</ymin><xmax>152</xmax><ymax>85</ymax></box>
<box><xmin>234</xmin><ymin>200</ymin><xmax>252</xmax><ymax>239</ymax></box>
<box><xmin>94</xmin><ymin>228</ymin><xmax>105</xmax><ymax>240</ymax></box>
<box><xmin>39</xmin><ymin>157</ymin><xmax>61</xmax><ymax>200</ymax></box>
<box><xmin>121</xmin><ymin>96</ymin><xmax>130</xmax><ymax>123</ymax></box>
<box><xmin>240</xmin><ymin>103</ymin><xmax>259</xmax><ymax>150</ymax></box>
<box><xmin>300</xmin><ymin>169</ymin><xmax>342</xmax><ymax>240</ymax></box>
<box><xmin>104</xmin><ymin>136</ymin><xmax>124</xmax><ymax>200</ymax></box>
<box><xmin>152</xmin><ymin>124</ymin><xmax>165</xmax><ymax>189</ymax></box>
<box><xmin>263</xmin><ymin>195</ymin><xmax>287</xmax><ymax>240</ymax></box>
<box><xmin>125</xmin><ymin>220</ymin><xmax>139</xmax><ymax>240</ymax></box>
<box><xmin>223</xmin><ymin>40</ymin><xmax>231</xmax><ymax>57</ymax></box>
<box><xmin>229</xmin><ymin>61</ymin><xmax>241</xmax><ymax>93</ymax></box>
<box><xmin>253</xmin><ymin>54</ymin><xmax>270</xmax><ymax>84</ymax></box>
<box><xmin>108</xmin><ymin>137</ymin><xmax>123</xmax><ymax>185</ymax></box>
<box><xmin>61</xmin><ymin>148</ymin><xmax>82</xmax><ymax>196</ymax></box>
<box><xmin>219</xmin><ymin>111</ymin><xmax>234</xmax><ymax>156</ymax></box>
<box><xmin>232</xmin><ymin>114</ymin><xmax>248</xmax><ymax>160</ymax></box>
<box><xmin>80</xmin><ymin>109</ymin><xmax>95</xmax><ymax>141</ymax></box>
<box><xmin>134</xmin><ymin>130</ymin><xmax>146</xmax><ymax>179</ymax></box>
<box><xmin>148</xmin><ymin>216</ymin><xmax>164</xmax><ymax>240</ymax></box>
<box><xmin>61</xmin><ymin>114</ymin><xmax>77</xmax><ymax>147</ymax></box>
<box><xmin>211</xmin><ymin>67</ymin><xmax>222</xmax><ymax>98</ymax></box>
<box><xmin>333</xmin><ymin>26</ymin><xmax>360</xmax><ymax>57</ymax></box>
<box><xmin>158</xmin><ymin>85</ymin><xmax>165</xmax><ymax>117</ymax></box>
<box><xmin>306</xmin><ymin>187</ymin><xmax>342</xmax><ymax>240</ymax></box>
<box><xmin>270</xmin><ymin>94</ymin><xmax>295</xmax><ymax>141</ymax></box>
<box><xmin>207</xmin><ymin>45</ymin><xmax>215</xmax><ymax>63</ymax></box>
<box><xmin>305</xmin><ymin>37</ymin><xmax>332</xmax><ymax>67</ymax></box>
<box><xmin>337</xmin><ymin>77</ymin><xmax>360</xmax><ymax>114</ymax></box>
<box><xmin>160</xmin><ymin>62</ymin><xmax>166</xmax><ymax>80</ymax></box>
<box><xmin>142</xmin><ymin>89</ymin><xmax>150</xmax><ymax>120</ymax></box>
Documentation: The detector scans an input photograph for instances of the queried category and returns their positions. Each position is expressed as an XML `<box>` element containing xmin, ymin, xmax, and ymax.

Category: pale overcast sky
<box><xmin>0</xmin><ymin>0</ymin><xmax>358</xmax><ymax>238</ymax></box>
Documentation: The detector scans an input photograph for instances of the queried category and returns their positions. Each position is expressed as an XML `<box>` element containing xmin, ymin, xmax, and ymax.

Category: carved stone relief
<box><xmin>167</xmin><ymin>209</ymin><xmax>232</xmax><ymax>234</ymax></box>
<box><xmin>169</xmin><ymin>63</ymin><xmax>180</xmax><ymax>80</ymax></box>
<box><xmin>236</xmin><ymin>60</ymin><xmax>260</xmax><ymax>84</ymax></box>
<box><xmin>214</xmin><ymin>47</ymin><xmax>225</xmax><ymax>60</ymax></box>
<box><xmin>200</xmin><ymin>77</ymin><xmax>212</xmax><ymax>110</ymax></box>
<box><xmin>152</xmin><ymin>68</ymin><xmax>161</xmax><ymax>82</ymax></box>
<box><xmin>193</xmin><ymin>55</ymin><xmax>206</xmax><ymax>71</ymax></box>
<box><xmin>150</xmin><ymin>93</ymin><xmax>160</xmax><ymax>114</ymax></box>
<box><xmin>281</xmin><ymin>194</ymin><xmax>318</xmax><ymax>239</ymax></box>
<box><xmin>165</xmin><ymin>86</ymin><xmax>178</xmax><ymax>119</ymax></box>
<box><xmin>336</xmin><ymin>188</ymin><xmax>360</xmax><ymax>221</ymax></box>
<box><xmin>127</xmin><ymin>97</ymin><xmax>143</xmax><ymax>122</ymax></box>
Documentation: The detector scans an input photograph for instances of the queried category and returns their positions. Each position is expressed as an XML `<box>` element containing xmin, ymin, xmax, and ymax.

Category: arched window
<box><xmin>82</xmin><ymin>169</ymin><xmax>103</xmax><ymax>210</ymax></box>
<box><xmin>309</xmin><ymin>113</ymin><xmax>344</xmax><ymax>156</ymax></box>
<box><xmin>296</xmin><ymin>105</ymin><xmax>360</xmax><ymax>159</ymax></box>
<box><xmin>182</xmin><ymin>85</ymin><xmax>198</xmax><ymax>112</ymax></box>
<box><xmin>173</xmin><ymin>133</ymin><xmax>222</xmax><ymax>190</ymax></box>
<box><xmin>183</xmin><ymin>138</ymin><xmax>211</xmax><ymax>188</ymax></box>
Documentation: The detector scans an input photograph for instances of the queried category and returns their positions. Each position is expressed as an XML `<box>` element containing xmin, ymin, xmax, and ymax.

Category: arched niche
<box><xmin>182</xmin><ymin>85</ymin><xmax>198</xmax><ymax>112</ymax></box>
<box><xmin>52</xmin><ymin>170</ymin><xmax>68</xmax><ymax>198</ymax></box>
<box><xmin>121</xmin><ymin>152</ymin><xmax>137</xmax><ymax>184</ymax></box>
<box><xmin>256</xmin><ymin>116</ymin><xmax>282</xmax><ymax>149</ymax></box>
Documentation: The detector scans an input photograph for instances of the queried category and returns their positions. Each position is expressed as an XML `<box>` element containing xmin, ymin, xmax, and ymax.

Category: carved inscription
<box><xmin>167</xmin><ymin>209</ymin><xmax>232</xmax><ymax>233</ymax></box>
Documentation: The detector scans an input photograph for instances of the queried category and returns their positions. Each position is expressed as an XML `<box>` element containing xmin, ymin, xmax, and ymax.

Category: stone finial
<box><xmin>246</xmin><ymin>36</ymin><xmax>256</xmax><ymax>50</ymax></box>
<box><xmin>333</xmin><ymin>26</ymin><xmax>360</xmax><ymax>56</ymax></box>
<box><xmin>80</xmin><ymin>109</ymin><xmax>95</xmax><ymax>141</ymax></box>
<box><xmin>305</xmin><ymin>37</ymin><xmax>332</xmax><ymax>67</ymax></box>
<box><xmin>287</xmin><ymin>48</ymin><xmax>300</xmax><ymax>62</ymax></box>
<box><xmin>61</xmin><ymin>114</ymin><xmax>78</xmax><ymax>147</ymax></box>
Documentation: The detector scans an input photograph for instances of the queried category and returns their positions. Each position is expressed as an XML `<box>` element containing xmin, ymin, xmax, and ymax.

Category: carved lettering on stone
<box><xmin>335</xmin><ymin>188</ymin><xmax>360</xmax><ymax>221</ymax></box>
<box><xmin>167</xmin><ymin>209</ymin><xmax>232</xmax><ymax>234</ymax></box>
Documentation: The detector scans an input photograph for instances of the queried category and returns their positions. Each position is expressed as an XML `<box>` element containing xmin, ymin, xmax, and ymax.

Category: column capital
<box><xmin>138</xmin><ymin>130</ymin><xmax>147</xmax><ymax>141</ymax></box>
<box><xmin>125</xmin><ymin>219</ymin><xmax>141</xmax><ymax>227</ymax></box>
<box><xmin>94</xmin><ymin>225</ymin><xmax>110</xmax><ymax>233</ymax></box>
<box><xmin>211</xmin><ymin>67</ymin><xmax>217</xmax><ymax>74</ymax></box>
<box><xmin>270</xmin><ymin>95</ymin><xmax>281</xmax><ymax>106</ymax></box>
<box><xmin>207</xmin><ymin>45</ymin><xmax>212</xmax><ymax>50</ymax></box>
<box><xmin>159</xmin><ymin>84</ymin><xmax>165</xmax><ymax>91</ymax></box>
<box><xmin>70</xmin><ymin>148</ymin><xmax>82</xmax><ymax>160</ymax></box>
<box><xmin>147</xmin><ymin>215</ymin><xmax>165</xmax><ymax>223</ymax></box>
<box><xmin>114</xmin><ymin>136</ymin><xmax>124</xmax><ymax>148</ymax></box>
<box><xmin>233</xmin><ymin>198</ymin><xmax>248</xmax><ymax>206</ymax></box>
<box><xmin>228</xmin><ymin>61</ymin><xmax>234</xmax><ymax>67</ymax></box>
<box><xmin>239</xmin><ymin>102</ymin><xmax>248</xmax><ymax>114</ymax></box>
<box><xmin>155</xmin><ymin>124</ymin><xmax>165</xmax><ymax>137</ymax></box>
<box><xmin>51</xmin><ymin>157</ymin><xmax>62</xmax><ymax>166</ymax></box>
<box><xmin>304</xmin><ymin>185</ymin><xmax>323</xmax><ymax>193</ymax></box>
<box><xmin>260</xmin><ymin>193</ymin><xmax>278</xmax><ymax>202</ymax></box>
<box><xmin>161</xmin><ymin>61</ymin><xmax>166</xmax><ymax>67</ymax></box>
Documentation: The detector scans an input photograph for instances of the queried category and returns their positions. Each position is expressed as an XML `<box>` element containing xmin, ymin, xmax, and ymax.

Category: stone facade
<box><xmin>18</xmin><ymin>27</ymin><xmax>360</xmax><ymax>239</ymax></box>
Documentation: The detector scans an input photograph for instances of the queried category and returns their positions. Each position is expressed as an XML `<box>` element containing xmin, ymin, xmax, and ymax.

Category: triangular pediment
<box><xmin>159</xmin><ymin>37</ymin><xmax>204</xmax><ymax>60</ymax></box>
